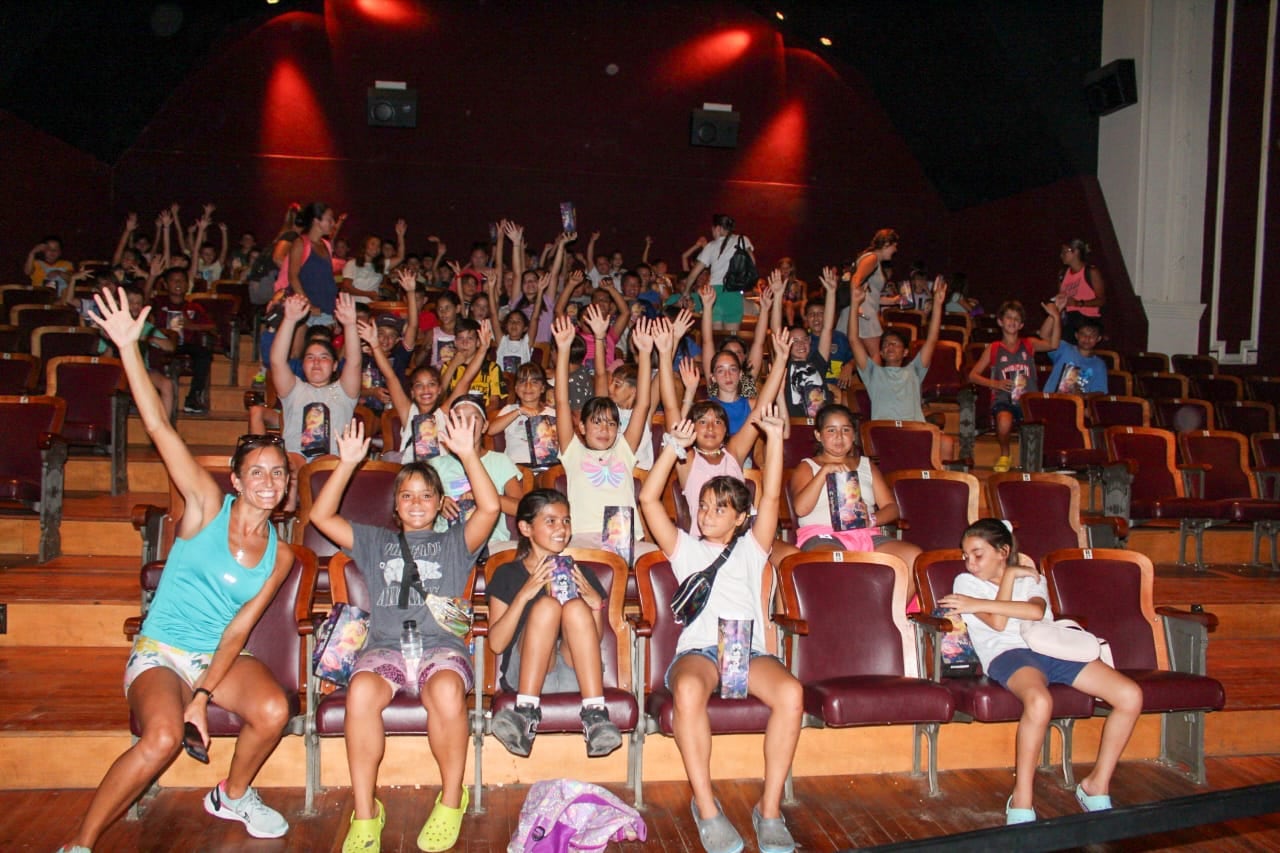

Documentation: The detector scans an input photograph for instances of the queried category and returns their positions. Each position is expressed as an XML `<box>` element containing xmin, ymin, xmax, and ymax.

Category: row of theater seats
<box><xmin>123</xmin><ymin>531</ymin><xmax>1226</xmax><ymax>813</ymax></box>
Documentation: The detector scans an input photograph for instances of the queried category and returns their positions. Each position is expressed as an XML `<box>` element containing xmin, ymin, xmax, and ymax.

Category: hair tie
<box><xmin>1001</xmin><ymin>519</ymin><xmax>1014</xmax><ymax>534</ymax></box>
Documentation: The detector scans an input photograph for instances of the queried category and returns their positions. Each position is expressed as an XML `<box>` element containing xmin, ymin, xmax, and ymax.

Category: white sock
<box><xmin>516</xmin><ymin>694</ymin><xmax>541</xmax><ymax>708</ymax></box>
<box><xmin>582</xmin><ymin>696</ymin><xmax>606</xmax><ymax>709</ymax></box>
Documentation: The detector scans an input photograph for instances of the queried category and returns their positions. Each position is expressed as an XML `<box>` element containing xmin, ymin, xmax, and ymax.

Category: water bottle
<box><xmin>400</xmin><ymin>620</ymin><xmax>423</xmax><ymax>694</ymax></box>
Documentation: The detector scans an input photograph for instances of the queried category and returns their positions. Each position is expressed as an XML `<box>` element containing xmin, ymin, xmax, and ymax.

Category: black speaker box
<box><xmin>1084</xmin><ymin>59</ymin><xmax>1137</xmax><ymax>117</ymax></box>
<box><xmin>690</xmin><ymin>108</ymin><xmax>740</xmax><ymax>148</ymax></box>
<box><xmin>367</xmin><ymin>88</ymin><xmax>418</xmax><ymax>128</ymax></box>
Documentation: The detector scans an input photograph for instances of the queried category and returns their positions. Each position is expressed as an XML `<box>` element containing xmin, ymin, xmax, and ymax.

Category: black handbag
<box><xmin>670</xmin><ymin>534</ymin><xmax>741</xmax><ymax>625</ymax></box>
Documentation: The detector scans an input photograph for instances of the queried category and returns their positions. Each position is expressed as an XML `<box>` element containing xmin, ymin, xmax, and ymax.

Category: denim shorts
<box><xmin>990</xmin><ymin>401</ymin><xmax>1024</xmax><ymax>422</ymax></box>
<box><xmin>353</xmin><ymin>646</ymin><xmax>474</xmax><ymax>694</ymax></box>
<box><xmin>664</xmin><ymin>644</ymin><xmax>777</xmax><ymax>691</ymax></box>
<box><xmin>986</xmin><ymin>648</ymin><xmax>1087</xmax><ymax>689</ymax></box>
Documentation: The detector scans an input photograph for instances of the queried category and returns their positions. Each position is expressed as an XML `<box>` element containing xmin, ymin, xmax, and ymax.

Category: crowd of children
<box><xmin>36</xmin><ymin>213</ymin><xmax>1138</xmax><ymax>853</ymax></box>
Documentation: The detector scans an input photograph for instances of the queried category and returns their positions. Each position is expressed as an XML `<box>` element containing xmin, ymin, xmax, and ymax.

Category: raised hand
<box><xmin>535</xmin><ymin>272</ymin><xmax>553</xmax><ymax>296</ymax></box>
<box><xmin>590</xmin><ymin>230</ymin><xmax>601</xmax><ymax>242</ymax></box>
<box><xmin>644</xmin><ymin>235</ymin><xmax>653</xmax><ymax>247</ymax></box>
<box><xmin>567</xmin><ymin>269</ymin><xmax>585</xmax><ymax>289</ymax></box>
<box><xmin>932</xmin><ymin>276</ymin><xmax>948</xmax><ymax>307</ymax></box>
<box><xmin>671</xmin><ymin>308</ymin><xmax>695</xmax><ymax>340</ymax></box>
<box><xmin>678</xmin><ymin>356</ymin><xmax>701</xmax><ymax>390</ymax></box>
<box><xmin>631</xmin><ymin>317</ymin><xmax>655</xmax><ymax>353</ymax></box>
<box><xmin>202</xmin><ymin>203</ymin><xmax>215</xmax><ymax>219</ymax></box>
<box><xmin>502</xmin><ymin>220</ymin><xmax>523</xmax><ymax>242</ymax></box>
<box><xmin>355</xmin><ymin>319</ymin><xmax>379</xmax><ymax>348</ymax></box>
<box><xmin>652</xmin><ymin>318</ymin><xmax>675</xmax><ymax>353</ymax></box>
<box><xmin>820</xmin><ymin>266</ymin><xmax>839</xmax><ymax>293</ymax></box>
<box><xmin>667</xmin><ymin>419</ymin><xmax>697</xmax><ymax>448</ymax></box>
<box><xmin>334</xmin><ymin>292</ymin><xmax>358</xmax><ymax>327</ymax></box>
<box><xmin>158</xmin><ymin>210</ymin><xmax>173</xmax><ymax>228</ymax></box>
<box><xmin>447</xmin><ymin>260</ymin><xmax>463</xmax><ymax>279</ymax></box>
<box><xmin>477</xmin><ymin>319</ymin><xmax>494</xmax><ymax>352</ymax></box>
<box><xmin>439</xmin><ymin>408</ymin><xmax>480</xmax><ymax>457</ymax></box>
<box><xmin>583</xmin><ymin>304</ymin><xmax>610</xmax><ymax>339</ymax></box>
<box><xmin>770</xmin><ymin>328</ymin><xmax>791</xmax><ymax>361</ymax></box>
<box><xmin>758</xmin><ymin>282</ymin><xmax>774</xmax><ymax>312</ymax></box>
<box><xmin>698</xmin><ymin>281</ymin><xmax>716</xmax><ymax>308</ymax></box>
<box><xmin>430</xmin><ymin>236</ymin><xmax>447</xmax><ymax>258</ymax></box>
<box><xmin>90</xmin><ymin>287</ymin><xmax>149</xmax><ymax>348</ymax></box>
<box><xmin>336</xmin><ymin>419</ymin><xmax>371</xmax><ymax>464</ymax></box>
<box><xmin>1042</xmin><ymin>299</ymin><xmax>1062</xmax><ymax>319</ymax></box>
<box><xmin>394</xmin><ymin>218</ymin><xmax>407</xmax><ymax>238</ymax></box>
<box><xmin>768</xmin><ymin>268</ymin><xmax>785</xmax><ymax>296</ymax></box>
<box><xmin>552</xmin><ymin>315</ymin><xmax>577</xmax><ymax>349</ymax></box>
<box><xmin>396</xmin><ymin>267</ymin><xmax>416</xmax><ymax>293</ymax></box>
<box><xmin>283</xmin><ymin>293</ymin><xmax>311</xmax><ymax>323</ymax></box>
<box><xmin>757</xmin><ymin>404</ymin><xmax>785</xmax><ymax>439</ymax></box>
<box><xmin>125</xmin><ymin>212</ymin><xmax>138</xmax><ymax>231</ymax></box>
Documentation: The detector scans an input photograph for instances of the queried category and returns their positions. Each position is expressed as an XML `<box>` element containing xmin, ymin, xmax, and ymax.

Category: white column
<box><xmin>1098</xmin><ymin>0</ymin><xmax>1214</xmax><ymax>355</ymax></box>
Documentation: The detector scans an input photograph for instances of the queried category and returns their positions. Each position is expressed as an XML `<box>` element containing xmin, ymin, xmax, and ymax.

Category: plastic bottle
<box><xmin>400</xmin><ymin>620</ymin><xmax>423</xmax><ymax>694</ymax></box>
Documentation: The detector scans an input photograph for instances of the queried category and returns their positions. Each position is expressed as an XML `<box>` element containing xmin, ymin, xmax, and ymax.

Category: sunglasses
<box><xmin>235</xmin><ymin>433</ymin><xmax>285</xmax><ymax>452</ymax></box>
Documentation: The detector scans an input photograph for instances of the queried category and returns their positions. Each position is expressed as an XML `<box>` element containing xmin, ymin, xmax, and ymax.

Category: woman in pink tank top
<box><xmin>1054</xmin><ymin>239</ymin><xmax>1106</xmax><ymax>343</ymax></box>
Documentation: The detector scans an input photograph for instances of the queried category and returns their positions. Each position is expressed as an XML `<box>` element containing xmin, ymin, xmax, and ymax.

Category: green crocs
<box><xmin>343</xmin><ymin>798</ymin><xmax>386</xmax><ymax>852</ymax></box>
<box><xmin>417</xmin><ymin>786</ymin><xmax>469</xmax><ymax>852</ymax></box>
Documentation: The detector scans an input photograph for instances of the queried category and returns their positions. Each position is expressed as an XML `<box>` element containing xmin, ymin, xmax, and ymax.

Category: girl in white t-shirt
<box><xmin>552</xmin><ymin>315</ymin><xmax>653</xmax><ymax>549</ymax></box>
<box><xmin>488</xmin><ymin>362</ymin><xmax>555</xmax><ymax>466</ymax></box>
<box><xmin>495</xmin><ymin>307</ymin><xmax>533</xmax><ymax>374</ymax></box>
<box><xmin>638</xmin><ymin>407</ymin><xmax>800</xmax><ymax>853</ymax></box>
<box><xmin>384</xmin><ymin>324</ymin><xmax>492</xmax><ymax>463</ymax></box>
<box><xmin>940</xmin><ymin>519</ymin><xmax>1142</xmax><ymax>825</ymax></box>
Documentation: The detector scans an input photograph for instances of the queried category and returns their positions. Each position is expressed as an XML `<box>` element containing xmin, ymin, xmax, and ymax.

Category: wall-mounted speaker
<box><xmin>367</xmin><ymin>87</ymin><xmax>418</xmax><ymax>128</ymax></box>
<box><xmin>1084</xmin><ymin>59</ymin><xmax>1137</xmax><ymax>117</ymax></box>
<box><xmin>690</xmin><ymin>108</ymin><xmax>740</xmax><ymax>148</ymax></box>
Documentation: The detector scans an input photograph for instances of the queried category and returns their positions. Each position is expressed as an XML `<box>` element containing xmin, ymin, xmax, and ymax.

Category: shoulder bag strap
<box><xmin>397</xmin><ymin>530</ymin><xmax>426</xmax><ymax>609</ymax></box>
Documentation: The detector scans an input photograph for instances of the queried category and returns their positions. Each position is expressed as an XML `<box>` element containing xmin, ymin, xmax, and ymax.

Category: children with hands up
<box><xmin>658</xmin><ymin>317</ymin><xmax>793</xmax><ymax>536</ymax></box>
<box><xmin>552</xmin><ymin>314</ymin><xmax>653</xmax><ymax>549</ymax></box>
<box><xmin>485</xmin><ymin>489</ymin><xmax>623</xmax><ymax>758</ymax></box>
<box><xmin>940</xmin><ymin>519</ymin><xmax>1142</xmax><ymax>825</ymax></box>
<box><xmin>309</xmin><ymin>414</ymin><xmax>499</xmax><ymax>853</ymax></box>
<box><xmin>639</xmin><ymin>408</ymin><xmax>802</xmax><ymax>853</ymax></box>
<box><xmin>586</xmin><ymin>303</ymin><xmax>661</xmax><ymax>469</ymax></box>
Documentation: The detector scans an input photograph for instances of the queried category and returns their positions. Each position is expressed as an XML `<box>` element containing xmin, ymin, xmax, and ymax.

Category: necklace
<box><xmin>693</xmin><ymin>445</ymin><xmax>725</xmax><ymax>460</ymax></box>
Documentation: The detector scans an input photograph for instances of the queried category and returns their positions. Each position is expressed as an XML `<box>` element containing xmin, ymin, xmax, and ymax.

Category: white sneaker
<box><xmin>203</xmin><ymin>781</ymin><xmax>289</xmax><ymax>838</ymax></box>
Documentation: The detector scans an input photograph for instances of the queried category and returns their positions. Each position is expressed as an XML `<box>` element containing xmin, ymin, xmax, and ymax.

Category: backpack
<box><xmin>508</xmin><ymin>779</ymin><xmax>646</xmax><ymax>852</ymax></box>
<box><xmin>246</xmin><ymin>254</ymin><xmax>281</xmax><ymax>305</ymax></box>
<box><xmin>721</xmin><ymin>235</ymin><xmax>757</xmax><ymax>293</ymax></box>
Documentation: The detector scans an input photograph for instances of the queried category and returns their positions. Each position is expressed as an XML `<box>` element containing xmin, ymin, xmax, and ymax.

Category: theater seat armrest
<box><xmin>894</xmin><ymin>517</ymin><xmax>912</xmax><ymax>531</ymax></box>
<box><xmin>123</xmin><ymin>616</ymin><xmax>142</xmax><ymax>640</ymax></box>
<box><xmin>294</xmin><ymin>546</ymin><xmax>319</xmax><ymax>636</ymax></box>
<box><xmin>773</xmin><ymin>616</ymin><xmax>808</xmax><ymax>636</ymax></box>
<box><xmin>131</xmin><ymin>503</ymin><xmax>164</xmax><ymax>531</ymax></box>
<box><xmin>1155</xmin><ymin>605</ymin><xmax>1219</xmax><ymax>631</ymax></box>
<box><xmin>908</xmin><ymin>613</ymin><xmax>954</xmax><ymax>633</ymax></box>
<box><xmin>38</xmin><ymin>432</ymin><xmax>67</xmax><ymax>452</ymax></box>
<box><xmin>1081</xmin><ymin>513</ymin><xmax>1130</xmax><ymax>539</ymax></box>
<box><xmin>625</xmin><ymin>613</ymin><xmax>652</xmax><ymax>638</ymax></box>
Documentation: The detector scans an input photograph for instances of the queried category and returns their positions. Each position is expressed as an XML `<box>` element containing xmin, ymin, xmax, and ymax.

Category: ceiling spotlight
<box><xmin>775</xmin><ymin>11</ymin><xmax>785</xmax><ymax>21</ymax></box>
<box><xmin>818</xmin><ymin>36</ymin><xmax>833</xmax><ymax>46</ymax></box>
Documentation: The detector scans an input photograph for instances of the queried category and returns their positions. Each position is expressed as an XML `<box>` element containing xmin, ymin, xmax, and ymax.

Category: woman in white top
<box><xmin>341</xmin><ymin>219</ymin><xmax>405</xmax><ymax>303</ymax></box>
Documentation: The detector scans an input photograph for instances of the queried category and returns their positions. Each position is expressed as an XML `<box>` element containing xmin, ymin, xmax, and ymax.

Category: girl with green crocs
<box><xmin>310</xmin><ymin>412</ymin><xmax>499</xmax><ymax>852</ymax></box>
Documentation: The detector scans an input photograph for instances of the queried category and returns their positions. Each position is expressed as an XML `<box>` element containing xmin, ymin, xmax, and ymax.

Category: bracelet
<box><xmin>193</xmin><ymin>687</ymin><xmax>213</xmax><ymax>702</ymax></box>
<box><xmin>587</xmin><ymin>599</ymin><xmax>604</xmax><ymax>611</ymax></box>
<box><xmin>661</xmin><ymin>433</ymin><xmax>688</xmax><ymax>461</ymax></box>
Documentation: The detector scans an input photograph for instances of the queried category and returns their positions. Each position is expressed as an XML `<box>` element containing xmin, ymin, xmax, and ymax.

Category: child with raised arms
<box><xmin>639</xmin><ymin>407</ymin><xmax>802</xmax><ymax>853</ymax></box>
<box><xmin>940</xmin><ymin>519</ymin><xmax>1141</xmax><ymax>825</ymax></box>
<box><xmin>309</xmin><ymin>413</ymin><xmax>499</xmax><ymax>852</ymax></box>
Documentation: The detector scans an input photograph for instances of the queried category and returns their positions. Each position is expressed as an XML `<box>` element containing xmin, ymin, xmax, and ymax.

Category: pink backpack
<box><xmin>509</xmin><ymin>779</ymin><xmax>646</xmax><ymax>852</ymax></box>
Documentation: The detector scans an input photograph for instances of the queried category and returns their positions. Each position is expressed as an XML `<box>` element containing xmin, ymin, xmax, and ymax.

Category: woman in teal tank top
<box><xmin>58</xmin><ymin>288</ymin><xmax>297</xmax><ymax>851</ymax></box>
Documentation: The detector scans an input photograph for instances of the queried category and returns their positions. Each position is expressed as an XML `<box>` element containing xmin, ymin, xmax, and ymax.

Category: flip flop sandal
<box><xmin>417</xmin><ymin>786</ymin><xmax>469</xmax><ymax>852</ymax></box>
<box><xmin>343</xmin><ymin>798</ymin><xmax>386</xmax><ymax>852</ymax></box>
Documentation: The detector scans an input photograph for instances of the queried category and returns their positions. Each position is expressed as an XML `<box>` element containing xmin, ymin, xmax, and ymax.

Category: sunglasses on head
<box><xmin>236</xmin><ymin>433</ymin><xmax>286</xmax><ymax>452</ymax></box>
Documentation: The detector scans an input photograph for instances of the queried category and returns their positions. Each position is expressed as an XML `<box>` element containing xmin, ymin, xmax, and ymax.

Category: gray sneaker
<box><xmin>203</xmin><ymin>782</ymin><xmax>288</xmax><ymax>839</ymax></box>
<box><xmin>491</xmin><ymin>704</ymin><xmax>540</xmax><ymax>757</ymax></box>
<box><xmin>580</xmin><ymin>705</ymin><xmax>623</xmax><ymax>757</ymax></box>
<box><xmin>752</xmin><ymin>806</ymin><xmax>796</xmax><ymax>853</ymax></box>
<box><xmin>690</xmin><ymin>798</ymin><xmax>744</xmax><ymax>853</ymax></box>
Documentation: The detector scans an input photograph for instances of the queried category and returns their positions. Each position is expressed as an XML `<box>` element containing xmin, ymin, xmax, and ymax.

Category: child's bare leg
<box><xmin>559</xmin><ymin>598</ymin><xmax>603</xmax><ymax>697</ymax></box>
<box><xmin>1004</xmin><ymin>667</ymin><xmax>1053</xmax><ymax>811</ymax></box>
<box><xmin>344</xmin><ymin>671</ymin><xmax>394</xmax><ymax>820</ymax></box>
<box><xmin>421</xmin><ymin>670</ymin><xmax>469</xmax><ymax>808</ymax></box>
<box><xmin>516</xmin><ymin>596</ymin><xmax>562</xmax><ymax>694</ymax></box>
<box><xmin>669</xmin><ymin>655</ymin><xmax>720</xmax><ymax>818</ymax></box>
<box><xmin>1070</xmin><ymin>663</ymin><xmax>1143</xmax><ymax>796</ymax></box>
<box><xmin>995</xmin><ymin>411</ymin><xmax>1014</xmax><ymax>457</ymax></box>
<box><xmin>746</xmin><ymin>656</ymin><xmax>803</xmax><ymax>819</ymax></box>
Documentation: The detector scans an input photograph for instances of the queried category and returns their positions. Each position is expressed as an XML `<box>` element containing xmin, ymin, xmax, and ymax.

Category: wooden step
<box><xmin>128</xmin><ymin>412</ymin><xmax>246</xmax><ymax>446</ymax></box>
<box><xmin>0</xmin><ymin>557</ymin><xmax>138</xmax><ymax>647</ymax></box>
<box><xmin>0</xmin><ymin>492</ymin><xmax>160</xmax><ymax>560</ymax></box>
<box><xmin>66</xmin><ymin>452</ymin><xmax>167</xmax><ymax>493</ymax></box>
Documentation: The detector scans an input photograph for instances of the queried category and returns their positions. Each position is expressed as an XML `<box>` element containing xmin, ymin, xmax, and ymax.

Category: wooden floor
<box><xmin>8</xmin><ymin>757</ymin><xmax>1280</xmax><ymax>851</ymax></box>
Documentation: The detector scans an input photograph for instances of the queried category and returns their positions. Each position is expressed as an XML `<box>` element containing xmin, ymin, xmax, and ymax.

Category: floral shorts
<box><xmin>123</xmin><ymin>635</ymin><xmax>212</xmax><ymax>697</ymax></box>
<box><xmin>353</xmin><ymin>647</ymin><xmax>474</xmax><ymax>694</ymax></box>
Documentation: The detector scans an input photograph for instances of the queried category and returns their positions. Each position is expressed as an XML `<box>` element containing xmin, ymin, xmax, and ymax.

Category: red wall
<box><xmin>110</xmin><ymin>1</ymin><xmax>948</xmax><ymax>276</ymax></box>
<box><xmin>948</xmin><ymin>175</ymin><xmax>1146</xmax><ymax>353</ymax></box>
<box><xmin>0</xmin><ymin>111</ymin><xmax>112</xmax><ymax>281</ymax></box>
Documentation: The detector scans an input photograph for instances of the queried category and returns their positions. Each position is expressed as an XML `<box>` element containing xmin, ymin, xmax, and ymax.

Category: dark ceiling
<box><xmin>0</xmin><ymin>0</ymin><xmax>1101</xmax><ymax>211</ymax></box>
